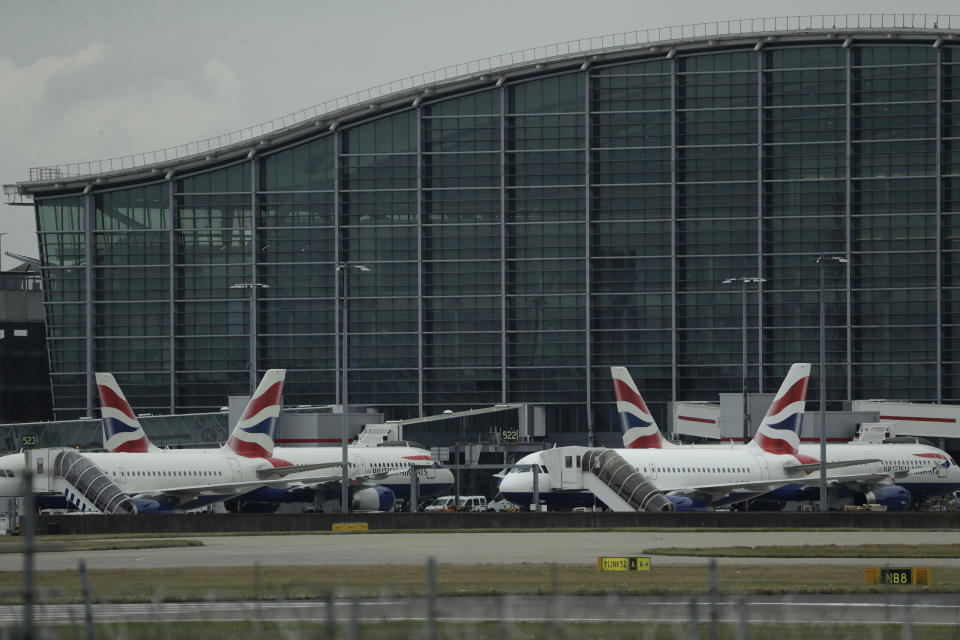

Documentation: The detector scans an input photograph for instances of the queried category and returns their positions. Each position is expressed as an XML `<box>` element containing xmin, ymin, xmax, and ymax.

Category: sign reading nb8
<box><xmin>865</xmin><ymin>567</ymin><xmax>931</xmax><ymax>585</ymax></box>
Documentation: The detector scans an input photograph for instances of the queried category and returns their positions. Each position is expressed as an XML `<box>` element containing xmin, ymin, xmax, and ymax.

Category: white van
<box><xmin>457</xmin><ymin>496</ymin><xmax>487</xmax><ymax>512</ymax></box>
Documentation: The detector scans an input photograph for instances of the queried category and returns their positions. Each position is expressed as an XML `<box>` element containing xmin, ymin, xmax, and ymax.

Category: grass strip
<box><xmin>0</xmin><ymin>539</ymin><xmax>202</xmax><ymax>554</ymax></box>
<box><xmin>10</xmin><ymin>621</ymin><xmax>959</xmax><ymax>640</ymax></box>
<box><xmin>645</xmin><ymin>543</ymin><xmax>960</xmax><ymax>558</ymax></box>
<box><xmin>1</xmin><ymin>563</ymin><xmax>958</xmax><ymax>604</ymax></box>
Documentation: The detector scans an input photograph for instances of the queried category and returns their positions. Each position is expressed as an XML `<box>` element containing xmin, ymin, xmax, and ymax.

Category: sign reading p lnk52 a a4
<box><xmin>597</xmin><ymin>556</ymin><xmax>651</xmax><ymax>572</ymax></box>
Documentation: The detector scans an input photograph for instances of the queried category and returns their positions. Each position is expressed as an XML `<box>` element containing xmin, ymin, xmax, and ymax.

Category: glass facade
<box><xmin>31</xmin><ymin>38</ymin><xmax>960</xmax><ymax>436</ymax></box>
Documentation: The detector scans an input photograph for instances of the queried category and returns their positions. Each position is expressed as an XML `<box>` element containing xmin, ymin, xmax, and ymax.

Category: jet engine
<box><xmin>665</xmin><ymin>495</ymin><xmax>709</xmax><ymax>512</ymax></box>
<box><xmin>864</xmin><ymin>485</ymin><xmax>911</xmax><ymax>511</ymax></box>
<box><xmin>130</xmin><ymin>498</ymin><xmax>175</xmax><ymax>514</ymax></box>
<box><xmin>351</xmin><ymin>485</ymin><xmax>395</xmax><ymax>512</ymax></box>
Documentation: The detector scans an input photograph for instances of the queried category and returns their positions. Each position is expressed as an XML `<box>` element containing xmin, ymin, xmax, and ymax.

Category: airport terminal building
<box><xmin>6</xmin><ymin>14</ymin><xmax>960</xmax><ymax>439</ymax></box>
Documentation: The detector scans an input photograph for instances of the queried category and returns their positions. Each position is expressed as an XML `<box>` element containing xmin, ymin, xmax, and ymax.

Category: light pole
<box><xmin>817</xmin><ymin>255</ymin><xmax>848</xmax><ymax>512</ymax></box>
<box><xmin>338</xmin><ymin>263</ymin><xmax>370</xmax><ymax>514</ymax></box>
<box><xmin>230</xmin><ymin>282</ymin><xmax>269</xmax><ymax>394</ymax></box>
<box><xmin>722</xmin><ymin>276</ymin><xmax>765</xmax><ymax>443</ymax></box>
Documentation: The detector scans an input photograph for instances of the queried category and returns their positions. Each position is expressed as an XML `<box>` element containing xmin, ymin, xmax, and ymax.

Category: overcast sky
<box><xmin>0</xmin><ymin>0</ymin><xmax>951</xmax><ymax>269</ymax></box>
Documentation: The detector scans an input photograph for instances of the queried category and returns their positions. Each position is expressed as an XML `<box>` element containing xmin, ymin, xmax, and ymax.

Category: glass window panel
<box><xmin>677</xmin><ymin>219</ymin><xmax>758</xmax><ymax>255</ymax></box>
<box><xmin>591</xmin><ymin>293</ymin><xmax>671</xmax><ymax>330</ymax></box>
<box><xmin>508</xmin><ymin>114</ymin><xmax>584</xmax><ymax>150</ymax></box>
<box><xmin>507</xmin><ymin>294</ymin><xmax>584</xmax><ymax>331</ymax></box>
<box><xmin>591</xmin><ymin>220</ymin><xmax>671</xmax><ymax>258</ymax></box>
<box><xmin>852</xmin><ymin>140</ymin><xmax>935</xmax><ymax>178</ymax></box>
<box><xmin>39</xmin><ymin>233</ymin><xmax>86</xmax><ymax>267</ymax></box>
<box><xmin>422</xmin><ymin>333</ymin><xmax>502</xmax><ymax>367</ymax></box>
<box><xmin>508</xmin><ymin>331</ymin><xmax>585</xmax><ymax>367</ymax></box>
<box><xmin>422</xmin><ymin>116</ymin><xmax>501</xmax><ymax>152</ymax></box>
<box><xmin>591</xmin><ymin>257</ymin><xmax>671</xmax><ymax>293</ymax></box>
<box><xmin>853</xmin><ymin>177</ymin><xmax>935</xmax><ymax>214</ymax></box>
<box><xmin>764</xmin><ymin>106</ymin><xmax>845</xmax><ymax>143</ymax></box>
<box><xmin>591</xmin><ymin>111</ymin><xmax>670</xmax><ymax>148</ymax></box>
<box><xmin>261</xmin><ymin>137</ymin><xmax>335</xmax><ymax>191</ymax></box>
<box><xmin>341</xmin><ymin>111</ymin><xmax>416</xmax><ymax>154</ymax></box>
<box><xmin>508</xmin><ymin>150</ymin><xmax>584</xmax><ymax>187</ymax></box>
<box><xmin>96</xmin><ymin>185</ymin><xmax>168</xmax><ymax>230</ymax></box>
<box><xmin>423</xmin><ymin>296</ymin><xmax>501</xmax><ymax>332</ymax></box>
<box><xmin>678</xmin><ymin>146</ymin><xmax>757</xmax><ymax>182</ymax></box>
<box><xmin>677</xmin><ymin>72</ymin><xmax>758</xmax><ymax>109</ymax></box>
<box><xmin>592</xmin><ymin>148</ymin><xmax>671</xmax><ymax>185</ymax></box>
<box><xmin>340</xmin><ymin>154</ymin><xmax>417</xmax><ymax>190</ymax></box>
<box><xmin>764</xmin><ymin>180</ymin><xmax>845</xmax><ymax>217</ymax></box>
<box><xmin>507</xmin><ymin>259</ymin><xmax>585</xmax><ymax>294</ymax></box>
<box><xmin>852</xmin><ymin>214</ymin><xmax>936</xmax><ymax>252</ymax></box>
<box><xmin>423</xmin><ymin>89</ymin><xmax>500</xmax><ymax>116</ymax></box>
<box><xmin>765</xmin><ymin>46</ymin><xmax>845</xmax><ymax>69</ymax></box>
<box><xmin>764</xmin><ymin>216</ymin><xmax>846</xmax><ymax>253</ymax></box>
<box><xmin>678</xmin><ymin>109</ymin><xmax>757</xmax><ymax>145</ymax></box>
<box><xmin>422</xmin><ymin>188</ymin><xmax>501</xmax><ymax>224</ymax></box>
<box><xmin>764</xmin><ymin>68</ymin><xmax>846</xmax><ymax>106</ymax></box>
<box><xmin>591</xmin><ymin>184</ymin><xmax>671</xmax><ymax>221</ymax></box>
<box><xmin>422</xmin><ymin>152</ymin><xmax>500</xmax><ymax>188</ymax></box>
<box><xmin>423</xmin><ymin>260</ymin><xmax>501</xmax><ymax>296</ymax></box>
<box><xmin>852</xmin><ymin>65</ymin><xmax>936</xmax><ymax>103</ymax></box>
<box><xmin>423</xmin><ymin>224</ymin><xmax>501</xmax><ymax>260</ymax></box>
<box><xmin>37</xmin><ymin>197</ymin><xmax>85</xmax><ymax>233</ymax></box>
<box><xmin>507</xmin><ymin>187</ymin><xmax>584</xmax><ymax>222</ymax></box>
<box><xmin>764</xmin><ymin>143</ymin><xmax>844</xmax><ymax>180</ymax></box>
<box><xmin>678</xmin><ymin>182</ymin><xmax>757</xmax><ymax>219</ymax></box>
<box><xmin>507</xmin><ymin>222</ymin><xmax>584</xmax><ymax>259</ymax></box>
<box><xmin>508</xmin><ymin>74</ymin><xmax>585</xmax><ymax>114</ymax></box>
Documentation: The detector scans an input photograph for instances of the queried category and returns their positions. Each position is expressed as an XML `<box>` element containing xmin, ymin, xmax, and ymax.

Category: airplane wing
<box><xmin>129</xmin><ymin>471</ymin><xmax>357</xmax><ymax>505</ymax></box>
<box><xmin>665</xmin><ymin>468</ymin><xmax>903</xmax><ymax>505</ymax></box>
<box><xmin>783</xmin><ymin>458</ymin><xmax>881</xmax><ymax>475</ymax></box>
<box><xmin>255</xmin><ymin>461</ymin><xmax>342</xmax><ymax>479</ymax></box>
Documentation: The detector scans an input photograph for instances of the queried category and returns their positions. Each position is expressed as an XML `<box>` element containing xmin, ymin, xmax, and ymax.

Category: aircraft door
<box><xmin>225</xmin><ymin>457</ymin><xmax>242</xmax><ymax>483</ymax></box>
<box><xmin>560</xmin><ymin>452</ymin><xmax>581</xmax><ymax>490</ymax></box>
<box><xmin>118</xmin><ymin>466</ymin><xmax>127</xmax><ymax>486</ymax></box>
<box><xmin>753</xmin><ymin>455</ymin><xmax>769</xmax><ymax>481</ymax></box>
<box><xmin>351</xmin><ymin>455</ymin><xmax>364</xmax><ymax>479</ymax></box>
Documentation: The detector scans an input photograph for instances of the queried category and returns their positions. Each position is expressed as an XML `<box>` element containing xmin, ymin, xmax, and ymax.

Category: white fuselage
<box><xmin>0</xmin><ymin>445</ymin><xmax>453</xmax><ymax>501</ymax></box>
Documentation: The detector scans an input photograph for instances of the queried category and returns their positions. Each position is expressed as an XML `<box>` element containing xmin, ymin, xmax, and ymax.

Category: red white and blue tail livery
<box><xmin>224</xmin><ymin>369</ymin><xmax>286</xmax><ymax>458</ymax></box>
<box><xmin>611</xmin><ymin>366</ymin><xmax>674</xmax><ymax>449</ymax></box>
<box><xmin>749</xmin><ymin>363</ymin><xmax>810</xmax><ymax>456</ymax></box>
<box><xmin>96</xmin><ymin>373</ymin><xmax>158</xmax><ymax>453</ymax></box>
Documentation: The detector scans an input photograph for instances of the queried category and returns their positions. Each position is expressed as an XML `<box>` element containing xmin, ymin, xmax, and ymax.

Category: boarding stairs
<box><xmin>538</xmin><ymin>446</ymin><xmax>673</xmax><ymax>512</ymax></box>
<box><xmin>51</xmin><ymin>450</ymin><xmax>138</xmax><ymax>514</ymax></box>
<box><xmin>580</xmin><ymin>449</ymin><xmax>675</xmax><ymax>512</ymax></box>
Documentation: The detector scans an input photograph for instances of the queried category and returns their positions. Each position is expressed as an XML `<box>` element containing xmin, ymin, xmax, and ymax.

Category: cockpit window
<box><xmin>510</xmin><ymin>464</ymin><xmax>532</xmax><ymax>474</ymax></box>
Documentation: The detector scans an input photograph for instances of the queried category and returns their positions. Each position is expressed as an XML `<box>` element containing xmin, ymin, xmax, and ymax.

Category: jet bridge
<box><xmin>538</xmin><ymin>446</ymin><xmax>674</xmax><ymax>512</ymax></box>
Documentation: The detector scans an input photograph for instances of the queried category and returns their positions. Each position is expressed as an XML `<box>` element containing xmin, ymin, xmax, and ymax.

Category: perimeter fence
<box><xmin>1</xmin><ymin>554</ymin><xmax>956</xmax><ymax>639</ymax></box>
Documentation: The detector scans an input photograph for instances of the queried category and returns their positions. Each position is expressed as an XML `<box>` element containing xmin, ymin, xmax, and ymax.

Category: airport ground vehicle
<box><xmin>458</xmin><ymin>496</ymin><xmax>487</xmax><ymax>512</ymax></box>
<box><xmin>425</xmin><ymin>496</ymin><xmax>457</xmax><ymax>512</ymax></box>
<box><xmin>425</xmin><ymin>495</ymin><xmax>488</xmax><ymax>512</ymax></box>
<box><xmin>486</xmin><ymin>494</ymin><xmax>519</xmax><ymax>512</ymax></box>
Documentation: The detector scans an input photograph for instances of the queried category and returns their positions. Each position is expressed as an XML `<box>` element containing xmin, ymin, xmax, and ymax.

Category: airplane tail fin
<box><xmin>224</xmin><ymin>369</ymin><xmax>286</xmax><ymax>458</ymax></box>
<box><xmin>611</xmin><ymin>366</ymin><xmax>673</xmax><ymax>448</ymax></box>
<box><xmin>96</xmin><ymin>373</ymin><xmax>157</xmax><ymax>453</ymax></box>
<box><xmin>748</xmin><ymin>363</ymin><xmax>811</xmax><ymax>455</ymax></box>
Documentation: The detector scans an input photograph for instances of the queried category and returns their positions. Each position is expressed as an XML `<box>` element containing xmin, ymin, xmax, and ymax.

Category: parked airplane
<box><xmin>0</xmin><ymin>370</ymin><xmax>340</xmax><ymax>512</ymax></box>
<box><xmin>498</xmin><ymin>363</ymin><xmax>886</xmax><ymax>511</ymax></box>
<box><xmin>611</xmin><ymin>365</ymin><xmax>960</xmax><ymax>509</ymax></box>
<box><xmin>94</xmin><ymin>372</ymin><xmax>454</xmax><ymax>512</ymax></box>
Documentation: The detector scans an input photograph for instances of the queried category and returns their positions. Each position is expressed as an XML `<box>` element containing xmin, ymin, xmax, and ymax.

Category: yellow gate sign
<box><xmin>597</xmin><ymin>556</ymin><xmax>651</xmax><ymax>572</ymax></box>
<box><xmin>332</xmin><ymin>522</ymin><xmax>369</xmax><ymax>532</ymax></box>
<box><xmin>865</xmin><ymin>567</ymin><xmax>932</xmax><ymax>585</ymax></box>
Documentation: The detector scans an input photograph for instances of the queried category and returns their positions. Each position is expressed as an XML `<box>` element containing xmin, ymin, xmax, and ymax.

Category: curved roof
<box><xmin>12</xmin><ymin>12</ymin><xmax>960</xmax><ymax>195</ymax></box>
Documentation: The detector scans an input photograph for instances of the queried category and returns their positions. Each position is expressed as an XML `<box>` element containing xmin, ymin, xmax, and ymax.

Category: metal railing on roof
<box><xmin>25</xmin><ymin>13</ymin><xmax>958</xmax><ymax>183</ymax></box>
